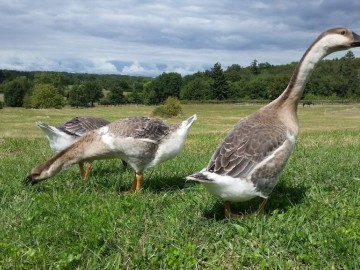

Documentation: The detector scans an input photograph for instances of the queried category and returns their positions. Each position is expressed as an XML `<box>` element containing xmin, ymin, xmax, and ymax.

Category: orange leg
<box><xmin>83</xmin><ymin>162</ymin><xmax>93</xmax><ymax>179</ymax></box>
<box><xmin>79</xmin><ymin>162</ymin><xmax>85</xmax><ymax>178</ymax></box>
<box><xmin>224</xmin><ymin>201</ymin><xmax>243</xmax><ymax>219</ymax></box>
<box><xmin>131</xmin><ymin>172</ymin><xmax>143</xmax><ymax>192</ymax></box>
<box><xmin>258</xmin><ymin>198</ymin><xmax>268</xmax><ymax>214</ymax></box>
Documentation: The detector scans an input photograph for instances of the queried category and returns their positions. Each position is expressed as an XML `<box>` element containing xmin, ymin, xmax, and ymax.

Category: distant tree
<box><xmin>102</xmin><ymin>83</ymin><xmax>125</xmax><ymax>105</ymax></box>
<box><xmin>250</xmin><ymin>59</ymin><xmax>260</xmax><ymax>75</ymax></box>
<box><xmin>68</xmin><ymin>84</ymin><xmax>88</xmax><ymax>107</ymax></box>
<box><xmin>337</xmin><ymin>50</ymin><xmax>359</xmax><ymax>97</ymax></box>
<box><xmin>83</xmin><ymin>81</ymin><xmax>103</xmax><ymax>106</ymax></box>
<box><xmin>3</xmin><ymin>76</ymin><xmax>31</xmax><ymax>107</ymax></box>
<box><xmin>180</xmin><ymin>77</ymin><xmax>212</xmax><ymax>100</ymax></box>
<box><xmin>144</xmin><ymin>72</ymin><xmax>182</xmax><ymax>104</ymax></box>
<box><xmin>126</xmin><ymin>89</ymin><xmax>143</xmax><ymax>104</ymax></box>
<box><xmin>210</xmin><ymin>62</ymin><xmax>229</xmax><ymax>100</ymax></box>
<box><xmin>225</xmin><ymin>64</ymin><xmax>242</xmax><ymax>82</ymax></box>
<box><xmin>28</xmin><ymin>83</ymin><xmax>64</xmax><ymax>109</ymax></box>
<box><xmin>266</xmin><ymin>74</ymin><xmax>289</xmax><ymax>100</ymax></box>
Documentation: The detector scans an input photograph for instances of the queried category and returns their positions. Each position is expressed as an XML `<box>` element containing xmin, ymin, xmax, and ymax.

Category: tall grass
<box><xmin>1</xmin><ymin>104</ymin><xmax>360</xmax><ymax>269</ymax></box>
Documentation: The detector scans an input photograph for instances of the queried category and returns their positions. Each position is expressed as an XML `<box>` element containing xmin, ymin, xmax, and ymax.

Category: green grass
<box><xmin>1</xmin><ymin>104</ymin><xmax>360</xmax><ymax>269</ymax></box>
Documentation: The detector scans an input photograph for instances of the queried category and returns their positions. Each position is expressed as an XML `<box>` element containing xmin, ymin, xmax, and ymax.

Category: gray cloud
<box><xmin>0</xmin><ymin>0</ymin><xmax>359</xmax><ymax>76</ymax></box>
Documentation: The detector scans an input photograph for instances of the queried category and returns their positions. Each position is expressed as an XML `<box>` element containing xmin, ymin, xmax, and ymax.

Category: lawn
<box><xmin>1</xmin><ymin>104</ymin><xmax>360</xmax><ymax>269</ymax></box>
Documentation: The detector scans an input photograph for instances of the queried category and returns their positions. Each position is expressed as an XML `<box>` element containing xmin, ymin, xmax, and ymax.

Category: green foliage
<box><xmin>210</xmin><ymin>62</ymin><xmax>229</xmax><ymax>100</ymax></box>
<box><xmin>1</xmin><ymin>49</ymin><xmax>360</xmax><ymax>105</ymax></box>
<box><xmin>83</xmin><ymin>81</ymin><xmax>103</xmax><ymax>106</ymax></box>
<box><xmin>180</xmin><ymin>74</ymin><xmax>212</xmax><ymax>100</ymax></box>
<box><xmin>152</xmin><ymin>96</ymin><xmax>182</xmax><ymax>117</ymax></box>
<box><xmin>100</xmin><ymin>83</ymin><xmax>125</xmax><ymax>105</ymax></box>
<box><xmin>68</xmin><ymin>81</ymin><xmax>103</xmax><ymax>107</ymax></box>
<box><xmin>144</xmin><ymin>72</ymin><xmax>182</xmax><ymax>104</ymax></box>
<box><xmin>3</xmin><ymin>76</ymin><xmax>31</xmax><ymax>107</ymax></box>
<box><xmin>27</xmin><ymin>83</ymin><xmax>64</xmax><ymax>109</ymax></box>
<box><xmin>250</xmin><ymin>59</ymin><xmax>260</xmax><ymax>75</ymax></box>
<box><xmin>68</xmin><ymin>84</ymin><xmax>88</xmax><ymax>107</ymax></box>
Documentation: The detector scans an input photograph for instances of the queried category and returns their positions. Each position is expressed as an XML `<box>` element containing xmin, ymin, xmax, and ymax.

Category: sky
<box><xmin>1</xmin><ymin>0</ymin><xmax>360</xmax><ymax>77</ymax></box>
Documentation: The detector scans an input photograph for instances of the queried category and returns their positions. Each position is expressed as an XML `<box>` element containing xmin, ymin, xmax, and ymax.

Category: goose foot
<box><xmin>131</xmin><ymin>172</ymin><xmax>143</xmax><ymax>192</ymax></box>
<box><xmin>224</xmin><ymin>201</ymin><xmax>244</xmax><ymax>219</ymax></box>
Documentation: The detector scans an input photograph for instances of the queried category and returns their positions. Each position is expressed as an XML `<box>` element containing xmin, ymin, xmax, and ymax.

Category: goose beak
<box><xmin>351</xmin><ymin>31</ymin><xmax>360</xmax><ymax>47</ymax></box>
<box><xmin>24</xmin><ymin>174</ymin><xmax>38</xmax><ymax>185</ymax></box>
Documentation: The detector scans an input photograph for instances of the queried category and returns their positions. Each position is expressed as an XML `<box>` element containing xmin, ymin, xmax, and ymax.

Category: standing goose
<box><xmin>186</xmin><ymin>28</ymin><xmax>360</xmax><ymax>218</ymax></box>
<box><xmin>36</xmin><ymin>116</ymin><xmax>116</xmax><ymax>178</ymax></box>
<box><xmin>25</xmin><ymin>115</ymin><xmax>197</xmax><ymax>191</ymax></box>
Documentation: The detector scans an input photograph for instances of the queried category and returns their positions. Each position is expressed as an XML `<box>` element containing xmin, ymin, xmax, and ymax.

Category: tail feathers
<box><xmin>36</xmin><ymin>121</ymin><xmax>75</xmax><ymax>152</ymax></box>
<box><xmin>182</xmin><ymin>114</ymin><xmax>197</xmax><ymax>129</ymax></box>
<box><xmin>36</xmin><ymin>121</ymin><xmax>56</xmax><ymax>134</ymax></box>
<box><xmin>186</xmin><ymin>171</ymin><xmax>214</xmax><ymax>183</ymax></box>
<box><xmin>36</xmin><ymin>121</ymin><xmax>64</xmax><ymax>139</ymax></box>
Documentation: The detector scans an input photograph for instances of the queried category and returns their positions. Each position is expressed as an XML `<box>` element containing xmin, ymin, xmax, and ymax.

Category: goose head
<box><xmin>319</xmin><ymin>28</ymin><xmax>360</xmax><ymax>55</ymax></box>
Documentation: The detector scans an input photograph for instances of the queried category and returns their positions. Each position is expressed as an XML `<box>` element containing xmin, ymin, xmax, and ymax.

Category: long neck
<box><xmin>275</xmin><ymin>38</ymin><xmax>330</xmax><ymax>109</ymax></box>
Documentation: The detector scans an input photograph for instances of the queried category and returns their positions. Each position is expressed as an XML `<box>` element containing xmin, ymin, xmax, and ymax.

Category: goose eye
<box><xmin>340</xmin><ymin>30</ymin><xmax>346</xmax><ymax>35</ymax></box>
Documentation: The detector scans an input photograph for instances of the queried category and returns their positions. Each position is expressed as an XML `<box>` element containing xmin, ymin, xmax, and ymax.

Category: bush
<box><xmin>0</xmin><ymin>101</ymin><xmax>3</xmax><ymax>109</ymax></box>
<box><xmin>152</xmin><ymin>97</ymin><xmax>182</xmax><ymax>118</ymax></box>
<box><xmin>28</xmin><ymin>83</ymin><xmax>65</xmax><ymax>109</ymax></box>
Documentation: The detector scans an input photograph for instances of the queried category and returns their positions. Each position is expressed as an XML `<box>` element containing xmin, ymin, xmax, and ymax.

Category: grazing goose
<box><xmin>187</xmin><ymin>28</ymin><xmax>360</xmax><ymax>218</ymax></box>
<box><xmin>36</xmin><ymin>116</ymin><xmax>116</xmax><ymax>178</ymax></box>
<box><xmin>25</xmin><ymin>115</ymin><xmax>197</xmax><ymax>191</ymax></box>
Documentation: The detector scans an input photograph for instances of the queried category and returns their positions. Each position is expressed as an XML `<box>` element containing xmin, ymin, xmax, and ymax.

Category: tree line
<box><xmin>1</xmin><ymin>50</ymin><xmax>360</xmax><ymax>108</ymax></box>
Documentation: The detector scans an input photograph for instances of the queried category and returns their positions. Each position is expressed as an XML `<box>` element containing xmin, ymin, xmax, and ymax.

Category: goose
<box><xmin>36</xmin><ymin>116</ymin><xmax>121</xmax><ymax>178</ymax></box>
<box><xmin>186</xmin><ymin>28</ymin><xmax>360</xmax><ymax>218</ymax></box>
<box><xmin>25</xmin><ymin>114</ymin><xmax>197</xmax><ymax>191</ymax></box>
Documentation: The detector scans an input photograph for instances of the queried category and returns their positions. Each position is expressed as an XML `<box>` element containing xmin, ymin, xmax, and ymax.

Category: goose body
<box><xmin>187</xmin><ymin>28</ymin><xmax>360</xmax><ymax>218</ymax></box>
<box><xmin>26</xmin><ymin>115</ymin><xmax>197</xmax><ymax>191</ymax></box>
<box><xmin>36</xmin><ymin>116</ymin><xmax>112</xmax><ymax>178</ymax></box>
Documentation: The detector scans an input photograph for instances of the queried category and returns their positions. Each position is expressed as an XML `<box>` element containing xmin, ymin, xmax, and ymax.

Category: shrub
<box><xmin>28</xmin><ymin>83</ymin><xmax>65</xmax><ymax>109</ymax></box>
<box><xmin>152</xmin><ymin>97</ymin><xmax>182</xmax><ymax>118</ymax></box>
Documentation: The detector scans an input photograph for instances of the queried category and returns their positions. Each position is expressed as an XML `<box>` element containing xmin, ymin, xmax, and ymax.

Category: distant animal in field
<box><xmin>37</xmin><ymin>116</ymin><xmax>127</xmax><ymax>178</ymax></box>
<box><xmin>26</xmin><ymin>115</ymin><xmax>197</xmax><ymax>192</ymax></box>
<box><xmin>302</xmin><ymin>101</ymin><xmax>314</xmax><ymax>107</ymax></box>
<box><xmin>186</xmin><ymin>27</ymin><xmax>360</xmax><ymax>218</ymax></box>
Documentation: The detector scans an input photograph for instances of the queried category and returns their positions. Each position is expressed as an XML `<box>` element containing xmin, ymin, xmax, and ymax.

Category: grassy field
<box><xmin>1</xmin><ymin>104</ymin><xmax>360</xmax><ymax>269</ymax></box>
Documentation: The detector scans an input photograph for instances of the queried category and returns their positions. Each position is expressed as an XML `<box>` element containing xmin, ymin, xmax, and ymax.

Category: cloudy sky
<box><xmin>1</xmin><ymin>0</ymin><xmax>360</xmax><ymax>77</ymax></box>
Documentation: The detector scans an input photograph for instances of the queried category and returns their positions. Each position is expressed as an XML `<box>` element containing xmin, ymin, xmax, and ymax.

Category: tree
<box><xmin>83</xmin><ymin>81</ymin><xmax>103</xmax><ymax>106</ymax></box>
<box><xmin>68</xmin><ymin>81</ymin><xmax>103</xmax><ymax>107</ymax></box>
<box><xmin>28</xmin><ymin>83</ymin><xmax>64</xmax><ymax>109</ymax></box>
<box><xmin>3</xmin><ymin>76</ymin><xmax>31</xmax><ymax>107</ymax></box>
<box><xmin>180</xmin><ymin>77</ymin><xmax>212</xmax><ymax>100</ymax></box>
<box><xmin>337</xmin><ymin>50</ymin><xmax>359</xmax><ymax>97</ymax></box>
<box><xmin>250</xmin><ymin>59</ymin><xmax>260</xmax><ymax>75</ymax></box>
<box><xmin>210</xmin><ymin>62</ymin><xmax>229</xmax><ymax>100</ymax></box>
<box><xmin>102</xmin><ymin>83</ymin><xmax>125</xmax><ymax>105</ymax></box>
<box><xmin>225</xmin><ymin>64</ymin><xmax>242</xmax><ymax>82</ymax></box>
<box><xmin>68</xmin><ymin>84</ymin><xmax>88</xmax><ymax>107</ymax></box>
<box><xmin>144</xmin><ymin>72</ymin><xmax>182</xmax><ymax>104</ymax></box>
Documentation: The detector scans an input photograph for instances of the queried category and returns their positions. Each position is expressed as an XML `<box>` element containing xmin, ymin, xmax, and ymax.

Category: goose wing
<box><xmin>60</xmin><ymin>116</ymin><xmax>110</xmax><ymax>136</ymax></box>
<box><xmin>109</xmin><ymin>117</ymin><xmax>171</xmax><ymax>142</ymax></box>
<box><xmin>206</xmin><ymin>116</ymin><xmax>288</xmax><ymax>179</ymax></box>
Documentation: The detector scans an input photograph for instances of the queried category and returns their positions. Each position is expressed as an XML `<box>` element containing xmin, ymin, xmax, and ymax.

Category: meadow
<box><xmin>0</xmin><ymin>103</ymin><xmax>360</xmax><ymax>269</ymax></box>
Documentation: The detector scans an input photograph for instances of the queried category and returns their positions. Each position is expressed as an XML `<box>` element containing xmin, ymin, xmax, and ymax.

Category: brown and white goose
<box><xmin>186</xmin><ymin>28</ymin><xmax>360</xmax><ymax>218</ymax></box>
<box><xmin>36</xmin><ymin>116</ymin><xmax>116</xmax><ymax>178</ymax></box>
<box><xmin>26</xmin><ymin>115</ymin><xmax>197</xmax><ymax>191</ymax></box>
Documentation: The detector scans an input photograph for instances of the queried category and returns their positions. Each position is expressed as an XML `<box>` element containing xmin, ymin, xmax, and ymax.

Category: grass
<box><xmin>1</xmin><ymin>104</ymin><xmax>360</xmax><ymax>269</ymax></box>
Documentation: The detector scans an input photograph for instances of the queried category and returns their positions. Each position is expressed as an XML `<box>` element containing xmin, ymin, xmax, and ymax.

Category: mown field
<box><xmin>1</xmin><ymin>104</ymin><xmax>360</xmax><ymax>269</ymax></box>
